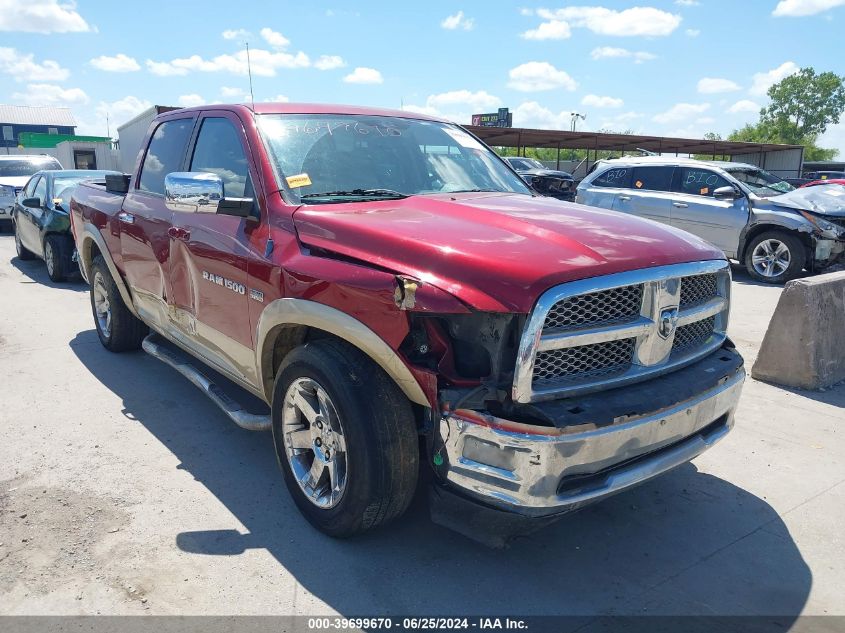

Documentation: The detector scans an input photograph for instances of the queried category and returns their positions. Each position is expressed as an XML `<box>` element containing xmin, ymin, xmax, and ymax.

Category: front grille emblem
<box><xmin>658</xmin><ymin>307</ymin><xmax>679</xmax><ymax>339</ymax></box>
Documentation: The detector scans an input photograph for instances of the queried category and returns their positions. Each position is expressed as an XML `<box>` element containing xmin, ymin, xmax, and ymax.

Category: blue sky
<box><xmin>2</xmin><ymin>0</ymin><xmax>845</xmax><ymax>155</ymax></box>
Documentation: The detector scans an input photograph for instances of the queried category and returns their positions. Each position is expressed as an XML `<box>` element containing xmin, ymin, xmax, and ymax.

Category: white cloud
<box><xmin>727</xmin><ymin>99</ymin><xmax>761</xmax><ymax>114</ymax></box>
<box><xmin>222</xmin><ymin>28</ymin><xmax>249</xmax><ymax>40</ymax></box>
<box><xmin>653</xmin><ymin>102</ymin><xmax>711</xmax><ymax>124</ymax></box>
<box><xmin>260</xmin><ymin>27</ymin><xmax>290</xmax><ymax>49</ymax></box>
<box><xmin>581</xmin><ymin>94</ymin><xmax>623</xmax><ymax>108</ymax></box>
<box><xmin>521</xmin><ymin>20</ymin><xmax>571</xmax><ymax>40</ymax></box>
<box><xmin>314</xmin><ymin>55</ymin><xmax>345</xmax><ymax>70</ymax></box>
<box><xmin>0</xmin><ymin>47</ymin><xmax>69</xmax><ymax>82</ymax></box>
<box><xmin>675</xmin><ymin>0</ymin><xmax>699</xmax><ymax>5</ymax></box>
<box><xmin>0</xmin><ymin>0</ymin><xmax>91</xmax><ymax>33</ymax></box>
<box><xmin>773</xmin><ymin>0</ymin><xmax>845</xmax><ymax>16</ymax></box>
<box><xmin>13</xmin><ymin>83</ymin><xmax>88</xmax><ymax>105</ymax></box>
<box><xmin>177</xmin><ymin>94</ymin><xmax>206</xmax><ymax>107</ymax></box>
<box><xmin>441</xmin><ymin>10</ymin><xmax>474</xmax><ymax>30</ymax></box>
<box><xmin>90</xmin><ymin>53</ymin><xmax>140</xmax><ymax>72</ymax></box>
<box><xmin>343</xmin><ymin>67</ymin><xmax>383</xmax><ymax>84</ymax></box>
<box><xmin>685</xmin><ymin>28</ymin><xmax>700</xmax><ymax>36</ymax></box>
<box><xmin>536</xmin><ymin>6</ymin><xmax>681</xmax><ymax>36</ymax></box>
<box><xmin>221</xmin><ymin>86</ymin><xmax>244</xmax><ymax>97</ymax></box>
<box><xmin>697</xmin><ymin>77</ymin><xmax>741</xmax><ymax>94</ymax></box>
<box><xmin>402</xmin><ymin>90</ymin><xmax>502</xmax><ymax>123</ymax></box>
<box><xmin>96</xmin><ymin>96</ymin><xmax>153</xmax><ymax>127</ymax></box>
<box><xmin>512</xmin><ymin>101</ymin><xmax>574</xmax><ymax>130</ymax></box>
<box><xmin>819</xmin><ymin>121</ymin><xmax>845</xmax><ymax>157</ymax></box>
<box><xmin>507</xmin><ymin>61</ymin><xmax>577</xmax><ymax>92</ymax></box>
<box><xmin>749</xmin><ymin>61</ymin><xmax>800</xmax><ymax>95</ymax></box>
<box><xmin>147</xmin><ymin>49</ymin><xmax>310</xmax><ymax>77</ymax></box>
<box><xmin>590</xmin><ymin>47</ymin><xmax>656</xmax><ymax>63</ymax></box>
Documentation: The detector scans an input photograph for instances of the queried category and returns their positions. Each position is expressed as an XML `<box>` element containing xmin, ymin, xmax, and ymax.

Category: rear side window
<box><xmin>631</xmin><ymin>166</ymin><xmax>674</xmax><ymax>192</ymax></box>
<box><xmin>139</xmin><ymin>118</ymin><xmax>194</xmax><ymax>195</ymax></box>
<box><xmin>190</xmin><ymin>117</ymin><xmax>251</xmax><ymax>198</ymax></box>
<box><xmin>592</xmin><ymin>167</ymin><xmax>632</xmax><ymax>188</ymax></box>
<box><xmin>674</xmin><ymin>167</ymin><xmax>731</xmax><ymax>197</ymax></box>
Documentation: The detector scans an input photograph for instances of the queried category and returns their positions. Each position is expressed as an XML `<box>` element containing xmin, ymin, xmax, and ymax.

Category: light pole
<box><xmin>570</xmin><ymin>112</ymin><xmax>586</xmax><ymax>132</ymax></box>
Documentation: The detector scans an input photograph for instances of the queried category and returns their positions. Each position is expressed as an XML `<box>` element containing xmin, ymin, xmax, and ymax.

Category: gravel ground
<box><xmin>0</xmin><ymin>232</ymin><xmax>843</xmax><ymax>618</ymax></box>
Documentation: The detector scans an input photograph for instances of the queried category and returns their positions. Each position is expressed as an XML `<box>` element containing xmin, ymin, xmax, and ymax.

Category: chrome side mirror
<box><xmin>164</xmin><ymin>172</ymin><xmax>224</xmax><ymax>214</ymax></box>
<box><xmin>713</xmin><ymin>185</ymin><xmax>742</xmax><ymax>201</ymax></box>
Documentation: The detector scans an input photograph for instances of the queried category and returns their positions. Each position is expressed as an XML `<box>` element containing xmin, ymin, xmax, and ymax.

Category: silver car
<box><xmin>0</xmin><ymin>155</ymin><xmax>63</xmax><ymax>231</ymax></box>
<box><xmin>577</xmin><ymin>156</ymin><xmax>845</xmax><ymax>283</ymax></box>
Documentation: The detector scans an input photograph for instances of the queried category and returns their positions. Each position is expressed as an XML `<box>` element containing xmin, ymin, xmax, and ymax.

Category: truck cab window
<box><xmin>190</xmin><ymin>117</ymin><xmax>251</xmax><ymax>198</ymax></box>
<box><xmin>138</xmin><ymin>118</ymin><xmax>194</xmax><ymax>195</ymax></box>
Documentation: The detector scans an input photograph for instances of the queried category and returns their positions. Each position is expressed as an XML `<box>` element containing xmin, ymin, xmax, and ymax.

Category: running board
<box><xmin>141</xmin><ymin>334</ymin><xmax>271</xmax><ymax>432</ymax></box>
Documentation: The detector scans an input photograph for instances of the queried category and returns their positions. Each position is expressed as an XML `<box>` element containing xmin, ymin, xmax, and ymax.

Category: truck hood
<box><xmin>292</xmin><ymin>192</ymin><xmax>725</xmax><ymax>313</ymax></box>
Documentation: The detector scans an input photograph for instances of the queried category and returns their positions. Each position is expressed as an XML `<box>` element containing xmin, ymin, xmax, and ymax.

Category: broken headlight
<box><xmin>799</xmin><ymin>210</ymin><xmax>845</xmax><ymax>239</ymax></box>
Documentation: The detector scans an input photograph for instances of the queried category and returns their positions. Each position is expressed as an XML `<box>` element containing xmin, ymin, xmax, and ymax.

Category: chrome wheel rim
<box><xmin>281</xmin><ymin>377</ymin><xmax>347</xmax><ymax>508</ymax></box>
<box><xmin>92</xmin><ymin>272</ymin><xmax>112</xmax><ymax>338</ymax></box>
<box><xmin>45</xmin><ymin>242</ymin><xmax>54</xmax><ymax>275</ymax></box>
<box><xmin>752</xmin><ymin>239</ymin><xmax>790</xmax><ymax>278</ymax></box>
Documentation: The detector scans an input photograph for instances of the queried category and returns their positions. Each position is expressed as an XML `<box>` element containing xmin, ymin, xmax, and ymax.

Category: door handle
<box><xmin>168</xmin><ymin>226</ymin><xmax>191</xmax><ymax>241</ymax></box>
<box><xmin>672</xmin><ymin>202</ymin><xmax>689</xmax><ymax>208</ymax></box>
<box><xmin>117</xmin><ymin>211</ymin><xmax>135</xmax><ymax>224</ymax></box>
<box><xmin>618</xmin><ymin>195</ymin><xmax>631</xmax><ymax>201</ymax></box>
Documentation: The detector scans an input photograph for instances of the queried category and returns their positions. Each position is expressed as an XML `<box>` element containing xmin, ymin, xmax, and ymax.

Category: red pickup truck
<box><xmin>71</xmin><ymin>103</ymin><xmax>745</xmax><ymax>538</ymax></box>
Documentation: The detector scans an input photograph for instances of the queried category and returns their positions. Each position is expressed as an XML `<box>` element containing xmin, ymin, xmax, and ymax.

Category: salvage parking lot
<box><xmin>0</xmin><ymin>232</ymin><xmax>843</xmax><ymax>617</ymax></box>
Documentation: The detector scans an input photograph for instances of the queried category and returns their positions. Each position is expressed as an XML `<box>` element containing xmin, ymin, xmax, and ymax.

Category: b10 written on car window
<box><xmin>676</xmin><ymin>168</ymin><xmax>730</xmax><ymax>197</ymax></box>
<box><xmin>593</xmin><ymin>168</ymin><xmax>631</xmax><ymax>187</ymax></box>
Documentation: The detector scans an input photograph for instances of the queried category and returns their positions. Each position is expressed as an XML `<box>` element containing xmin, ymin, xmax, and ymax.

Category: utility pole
<box><xmin>570</xmin><ymin>112</ymin><xmax>586</xmax><ymax>132</ymax></box>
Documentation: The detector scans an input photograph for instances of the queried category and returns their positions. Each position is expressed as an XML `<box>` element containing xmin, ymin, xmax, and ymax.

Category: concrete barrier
<box><xmin>751</xmin><ymin>270</ymin><xmax>845</xmax><ymax>390</ymax></box>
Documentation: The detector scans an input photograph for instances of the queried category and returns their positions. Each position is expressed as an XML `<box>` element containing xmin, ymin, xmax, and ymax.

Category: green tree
<box><xmin>760</xmin><ymin>68</ymin><xmax>845</xmax><ymax>142</ymax></box>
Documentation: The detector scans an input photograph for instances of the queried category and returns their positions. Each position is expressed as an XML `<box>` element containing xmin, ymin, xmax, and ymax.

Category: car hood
<box><xmin>764</xmin><ymin>184</ymin><xmax>845</xmax><ymax>216</ymax></box>
<box><xmin>519</xmin><ymin>168</ymin><xmax>574</xmax><ymax>180</ymax></box>
<box><xmin>0</xmin><ymin>177</ymin><xmax>31</xmax><ymax>188</ymax></box>
<box><xmin>292</xmin><ymin>192</ymin><xmax>725</xmax><ymax>313</ymax></box>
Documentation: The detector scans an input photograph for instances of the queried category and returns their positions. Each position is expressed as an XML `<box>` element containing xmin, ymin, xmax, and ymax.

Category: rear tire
<box><xmin>271</xmin><ymin>338</ymin><xmax>419</xmax><ymax>537</ymax></box>
<box><xmin>44</xmin><ymin>235</ymin><xmax>70</xmax><ymax>282</ymax></box>
<box><xmin>89</xmin><ymin>255</ymin><xmax>147</xmax><ymax>352</ymax></box>
<box><xmin>744</xmin><ymin>231</ymin><xmax>805</xmax><ymax>284</ymax></box>
<box><xmin>14</xmin><ymin>223</ymin><xmax>34</xmax><ymax>261</ymax></box>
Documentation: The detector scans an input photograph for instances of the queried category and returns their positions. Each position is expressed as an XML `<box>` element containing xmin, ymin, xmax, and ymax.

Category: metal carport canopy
<box><xmin>465</xmin><ymin>125</ymin><xmax>803</xmax><ymax>156</ymax></box>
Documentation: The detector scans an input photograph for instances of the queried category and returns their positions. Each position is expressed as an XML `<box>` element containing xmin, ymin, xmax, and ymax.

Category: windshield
<box><xmin>0</xmin><ymin>159</ymin><xmax>61</xmax><ymax>178</ymax></box>
<box><xmin>53</xmin><ymin>175</ymin><xmax>106</xmax><ymax>208</ymax></box>
<box><xmin>257</xmin><ymin>114</ymin><xmax>531</xmax><ymax>203</ymax></box>
<box><xmin>727</xmin><ymin>167</ymin><xmax>794</xmax><ymax>197</ymax></box>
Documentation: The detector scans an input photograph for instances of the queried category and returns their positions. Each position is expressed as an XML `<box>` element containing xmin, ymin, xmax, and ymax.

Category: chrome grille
<box><xmin>680</xmin><ymin>273</ymin><xmax>718</xmax><ymax>307</ymax></box>
<box><xmin>513</xmin><ymin>261</ymin><xmax>732</xmax><ymax>403</ymax></box>
<box><xmin>533</xmin><ymin>338</ymin><xmax>635</xmax><ymax>386</ymax></box>
<box><xmin>673</xmin><ymin>316</ymin><xmax>716</xmax><ymax>351</ymax></box>
<box><xmin>544</xmin><ymin>284</ymin><xmax>643</xmax><ymax>331</ymax></box>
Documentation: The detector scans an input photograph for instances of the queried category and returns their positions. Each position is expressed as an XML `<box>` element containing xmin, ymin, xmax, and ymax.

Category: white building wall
<box><xmin>0</xmin><ymin>143</ymin><xmax>119</xmax><ymax>170</ymax></box>
<box><xmin>729</xmin><ymin>148</ymin><xmax>804</xmax><ymax>178</ymax></box>
<box><xmin>117</xmin><ymin>107</ymin><xmax>159</xmax><ymax>173</ymax></box>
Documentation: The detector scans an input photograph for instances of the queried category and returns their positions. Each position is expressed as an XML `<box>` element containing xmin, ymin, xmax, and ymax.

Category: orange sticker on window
<box><xmin>700</xmin><ymin>187</ymin><xmax>709</xmax><ymax>195</ymax></box>
<box><xmin>821</xmin><ymin>175</ymin><xmax>828</xmax><ymax>180</ymax></box>
<box><xmin>635</xmin><ymin>180</ymin><xmax>643</xmax><ymax>188</ymax></box>
<box><xmin>286</xmin><ymin>173</ymin><xmax>312</xmax><ymax>188</ymax></box>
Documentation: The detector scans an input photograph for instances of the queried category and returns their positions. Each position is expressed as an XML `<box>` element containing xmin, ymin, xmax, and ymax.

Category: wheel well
<box><xmin>263</xmin><ymin>325</ymin><xmax>429</xmax><ymax>431</ymax></box>
<box><xmin>739</xmin><ymin>224</ymin><xmax>813</xmax><ymax>264</ymax></box>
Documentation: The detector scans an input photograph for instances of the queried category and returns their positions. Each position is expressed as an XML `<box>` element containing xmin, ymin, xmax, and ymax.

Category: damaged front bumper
<box><xmin>433</xmin><ymin>344</ymin><xmax>745</xmax><ymax>517</ymax></box>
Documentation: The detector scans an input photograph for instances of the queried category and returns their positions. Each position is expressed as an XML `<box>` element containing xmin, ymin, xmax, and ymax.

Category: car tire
<box><xmin>89</xmin><ymin>255</ymin><xmax>148</xmax><ymax>352</ymax></box>
<box><xmin>744</xmin><ymin>231</ymin><xmax>805</xmax><ymax>284</ymax></box>
<box><xmin>14</xmin><ymin>223</ymin><xmax>34</xmax><ymax>261</ymax></box>
<box><xmin>272</xmin><ymin>338</ymin><xmax>419</xmax><ymax>537</ymax></box>
<box><xmin>44</xmin><ymin>235</ymin><xmax>70</xmax><ymax>282</ymax></box>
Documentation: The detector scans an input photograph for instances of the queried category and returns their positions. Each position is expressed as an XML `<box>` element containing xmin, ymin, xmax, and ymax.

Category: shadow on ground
<box><xmin>70</xmin><ymin>329</ymin><xmax>811</xmax><ymax>618</ymax></box>
<box><xmin>9</xmin><ymin>251</ymin><xmax>86</xmax><ymax>292</ymax></box>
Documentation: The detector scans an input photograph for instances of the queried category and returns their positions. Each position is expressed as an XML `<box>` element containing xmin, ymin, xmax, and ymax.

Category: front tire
<box><xmin>44</xmin><ymin>235</ymin><xmax>70</xmax><ymax>282</ymax></box>
<box><xmin>272</xmin><ymin>338</ymin><xmax>419</xmax><ymax>537</ymax></box>
<box><xmin>744</xmin><ymin>231</ymin><xmax>805</xmax><ymax>284</ymax></box>
<box><xmin>89</xmin><ymin>255</ymin><xmax>148</xmax><ymax>351</ymax></box>
<box><xmin>14</xmin><ymin>223</ymin><xmax>34</xmax><ymax>261</ymax></box>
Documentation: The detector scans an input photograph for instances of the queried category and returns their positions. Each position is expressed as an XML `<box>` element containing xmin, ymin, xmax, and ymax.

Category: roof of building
<box><xmin>466</xmin><ymin>126</ymin><xmax>803</xmax><ymax>157</ymax></box>
<box><xmin>0</xmin><ymin>105</ymin><xmax>76</xmax><ymax>127</ymax></box>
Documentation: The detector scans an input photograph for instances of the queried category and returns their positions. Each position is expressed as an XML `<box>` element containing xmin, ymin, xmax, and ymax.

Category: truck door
<box><xmin>669</xmin><ymin>166</ymin><xmax>749</xmax><ymax>256</ymax></box>
<box><xmin>612</xmin><ymin>166</ymin><xmax>675</xmax><ymax>226</ymax></box>
<box><xmin>119</xmin><ymin>115</ymin><xmax>196</xmax><ymax>327</ymax></box>
<box><xmin>167</xmin><ymin>113</ymin><xmax>263</xmax><ymax>386</ymax></box>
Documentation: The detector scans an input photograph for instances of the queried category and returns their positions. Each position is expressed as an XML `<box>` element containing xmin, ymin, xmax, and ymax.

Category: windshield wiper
<box><xmin>300</xmin><ymin>188</ymin><xmax>408</xmax><ymax>199</ymax></box>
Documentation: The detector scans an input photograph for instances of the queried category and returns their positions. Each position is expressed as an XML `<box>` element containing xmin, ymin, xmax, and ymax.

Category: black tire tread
<box><xmin>273</xmin><ymin>338</ymin><xmax>419</xmax><ymax>537</ymax></box>
<box><xmin>744</xmin><ymin>230</ymin><xmax>805</xmax><ymax>284</ymax></box>
<box><xmin>90</xmin><ymin>255</ymin><xmax>148</xmax><ymax>352</ymax></box>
